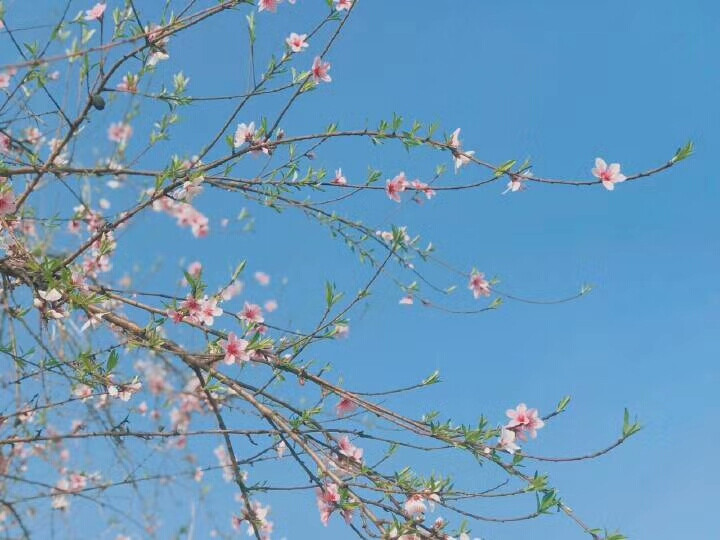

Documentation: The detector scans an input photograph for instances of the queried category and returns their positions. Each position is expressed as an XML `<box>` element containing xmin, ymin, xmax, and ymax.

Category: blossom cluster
<box><xmin>498</xmin><ymin>403</ymin><xmax>546</xmax><ymax>454</ymax></box>
<box><xmin>151</xmin><ymin>190</ymin><xmax>210</xmax><ymax>238</ymax></box>
<box><xmin>385</xmin><ymin>172</ymin><xmax>436</xmax><ymax>203</ymax></box>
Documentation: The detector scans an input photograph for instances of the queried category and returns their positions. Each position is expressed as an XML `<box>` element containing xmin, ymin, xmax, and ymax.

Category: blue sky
<box><xmin>3</xmin><ymin>1</ymin><xmax>719</xmax><ymax>538</ymax></box>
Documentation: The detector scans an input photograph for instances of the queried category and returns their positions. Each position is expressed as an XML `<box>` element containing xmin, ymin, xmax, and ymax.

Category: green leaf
<box><xmin>246</xmin><ymin>13</ymin><xmax>256</xmax><ymax>45</ymax></box>
<box><xmin>526</xmin><ymin>472</ymin><xmax>548</xmax><ymax>492</ymax></box>
<box><xmin>493</xmin><ymin>159</ymin><xmax>517</xmax><ymax>178</ymax></box>
<box><xmin>106</xmin><ymin>350</ymin><xmax>119</xmax><ymax>372</ymax></box>
<box><xmin>489</xmin><ymin>297</ymin><xmax>503</xmax><ymax>309</ymax></box>
<box><xmin>324</xmin><ymin>282</ymin><xmax>343</xmax><ymax>309</ymax></box>
<box><xmin>537</xmin><ymin>489</ymin><xmax>559</xmax><ymax>513</ymax></box>
<box><xmin>81</xmin><ymin>27</ymin><xmax>96</xmax><ymax>45</ymax></box>
<box><xmin>391</xmin><ymin>112</ymin><xmax>403</xmax><ymax>131</ymax></box>
<box><xmin>231</xmin><ymin>260</ymin><xmax>247</xmax><ymax>280</ymax></box>
<box><xmin>622</xmin><ymin>408</ymin><xmax>642</xmax><ymax>438</ymax></box>
<box><xmin>422</xmin><ymin>370</ymin><xmax>440</xmax><ymax>386</ymax></box>
<box><xmin>670</xmin><ymin>140</ymin><xmax>694</xmax><ymax>163</ymax></box>
<box><xmin>556</xmin><ymin>395</ymin><xmax>571</xmax><ymax>413</ymax></box>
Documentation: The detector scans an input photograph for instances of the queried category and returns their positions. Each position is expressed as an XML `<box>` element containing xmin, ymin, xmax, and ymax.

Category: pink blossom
<box><xmin>187</xmin><ymin>261</ymin><xmax>202</xmax><ymax>278</ymax></box>
<box><xmin>454</xmin><ymin>150</ymin><xmax>475</xmax><ymax>171</ymax></box>
<box><xmin>184</xmin><ymin>208</ymin><xmax>209</xmax><ymax>237</ymax></box>
<box><xmin>338</xmin><ymin>436</ymin><xmax>363</xmax><ymax>463</ymax></box>
<box><xmin>167</xmin><ymin>309</ymin><xmax>184</xmax><ymax>323</ymax></box>
<box><xmin>316</xmin><ymin>483</ymin><xmax>341</xmax><ymax>526</ymax></box>
<box><xmin>240</xmin><ymin>302</ymin><xmax>264</xmax><ymax>324</ymax></box>
<box><xmin>239</xmin><ymin>501</ymin><xmax>273</xmax><ymax>537</ymax></box>
<box><xmin>0</xmin><ymin>190</ymin><xmax>16</xmax><ymax>216</ymax></box>
<box><xmin>73</xmin><ymin>384</ymin><xmax>93</xmax><ymax>402</ymax></box>
<box><xmin>468</xmin><ymin>271</ymin><xmax>491</xmax><ymax>299</ymax></box>
<box><xmin>286</xmin><ymin>32</ymin><xmax>309</xmax><ymax>53</ymax></box>
<box><xmin>341</xmin><ymin>507</ymin><xmax>355</xmax><ymax>525</ymax></box>
<box><xmin>399</xmin><ymin>295</ymin><xmax>414</xmax><ymax>305</ymax></box>
<box><xmin>503</xmin><ymin>170</ymin><xmax>531</xmax><ymax>194</ymax></box>
<box><xmin>146</xmin><ymin>24</ymin><xmax>169</xmax><ymax>47</ymax></box>
<box><xmin>332</xmin><ymin>168</ymin><xmax>347</xmax><ymax>185</ymax></box>
<box><xmin>411</xmin><ymin>179</ymin><xmax>436</xmax><ymax>200</ymax></box>
<box><xmin>403</xmin><ymin>494</ymin><xmax>427</xmax><ymax>517</ymax></box>
<box><xmin>505</xmin><ymin>403</ymin><xmax>545</xmax><ymax>440</ymax></box>
<box><xmin>117</xmin><ymin>380</ymin><xmax>141</xmax><ymax>401</ymax></box>
<box><xmin>214</xmin><ymin>445</ymin><xmax>234</xmax><ymax>482</ymax></box>
<box><xmin>47</xmin><ymin>137</ymin><xmax>68</xmax><ymax>165</ymax></box>
<box><xmin>80</xmin><ymin>312</ymin><xmax>107</xmax><ymax>332</ymax></box>
<box><xmin>135</xmin><ymin>361</ymin><xmax>170</xmax><ymax>395</ymax></box>
<box><xmin>259</xmin><ymin>0</ymin><xmax>281</xmax><ymax>12</ymax></box>
<box><xmin>498</xmin><ymin>427</ymin><xmax>520</xmax><ymax>454</ymax></box>
<box><xmin>233</xmin><ymin>122</ymin><xmax>256</xmax><ymax>148</ymax></box>
<box><xmin>386</xmin><ymin>172</ymin><xmax>409</xmax><ymax>202</ymax></box>
<box><xmin>46</xmin><ymin>308</ymin><xmax>68</xmax><ymax>320</ymax></box>
<box><xmin>52</xmin><ymin>494</ymin><xmax>69</xmax><ymax>510</ymax></box>
<box><xmin>87</xmin><ymin>212</ymin><xmax>104</xmax><ymax>233</ymax></box>
<box><xmin>221</xmin><ymin>280</ymin><xmax>244</xmax><ymax>301</ymax></box>
<box><xmin>592</xmin><ymin>158</ymin><xmax>627</xmax><ymax>191</ymax></box>
<box><xmin>173</xmin><ymin>435</ymin><xmax>189</xmax><ymax>451</ymax></box>
<box><xmin>24</xmin><ymin>127</ymin><xmax>43</xmax><ymax>146</ymax></box>
<box><xmin>449</xmin><ymin>128</ymin><xmax>463</xmax><ymax>150</ymax></box>
<box><xmin>147</xmin><ymin>50</ymin><xmax>169</xmax><ymax>67</ymax></box>
<box><xmin>116</xmin><ymin>74</ymin><xmax>138</xmax><ymax>93</ymax></box>
<box><xmin>220</xmin><ymin>332</ymin><xmax>250</xmax><ymax>365</ymax></box>
<box><xmin>158</xmin><ymin>199</ymin><xmax>210</xmax><ymax>238</ymax></box>
<box><xmin>424</xmin><ymin>491</ymin><xmax>441</xmax><ymax>512</ymax></box>
<box><xmin>335</xmin><ymin>0</ymin><xmax>353</xmax><ymax>10</ymax></box>
<box><xmin>83</xmin><ymin>2</ymin><xmax>106</xmax><ymax>21</ymax></box>
<box><xmin>68</xmin><ymin>473</ymin><xmax>87</xmax><ymax>492</ymax></box>
<box><xmin>0</xmin><ymin>133</ymin><xmax>10</xmax><ymax>153</ymax></box>
<box><xmin>147</xmin><ymin>374</ymin><xmax>169</xmax><ymax>396</ymax></box>
<box><xmin>71</xmin><ymin>272</ymin><xmax>88</xmax><ymax>290</ymax></box>
<box><xmin>449</xmin><ymin>128</ymin><xmax>475</xmax><ymax>171</ymax></box>
<box><xmin>181</xmin><ymin>294</ymin><xmax>202</xmax><ymax>321</ymax></box>
<box><xmin>376</xmin><ymin>227</ymin><xmax>410</xmax><ymax>244</ymax></box>
<box><xmin>170</xmin><ymin>408</ymin><xmax>190</xmax><ymax>432</ymax></box>
<box><xmin>334</xmin><ymin>323</ymin><xmax>350</xmax><ymax>338</ymax></box>
<box><xmin>82</xmin><ymin>254</ymin><xmax>112</xmax><ymax>277</ymax></box>
<box><xmin>335</xmin><ymin>396</ymin><xmax>357</xmax><ymax>416</ymax></box>
<box><xmin>312</xmin><ymin>56</ymin><xmax>332</xmax><ymax>83</ymax></box>
<box><xmin>107</xmin><ymin>122</ymin><xmax>132</xmax><ymax>145</ymax></box>
<box><xmin>178</xmin><ymin>179</ymin><xmax>203</xmax><ymax>202</ymax></box>
<box><xmin>264</xmin><ymin>299</ymin><xmax>278</xmax><ymax>312</ymax></box>
<box><xmin>254</xmin><ymin>271</ymin><xmax>270</xmax><ymax>286</ymax></box>
<box><xmin>197</xmin><ymin>296</ymin><xmax>223</xmax><ymax>326</ymax></box>
<box><xmin>0</xmin><ymin>72</ymin><xmax>11</xmax><ymax>89</ymax></box>
<box><xmin>17</xmin><ymin>408</ymin><xmax>35</xmax><ymax>424</ymax></box>
<box><xmin>20</xmin><ymin>219</ymin><xmax>37</xmax><ymax>237</ymax></box>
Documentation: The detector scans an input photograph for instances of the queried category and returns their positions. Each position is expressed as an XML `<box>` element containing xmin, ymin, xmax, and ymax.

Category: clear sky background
<box><xmin>4</xmin><ymin>1</ymin><xmax>719</xmax><ymax>539</ymax></box>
